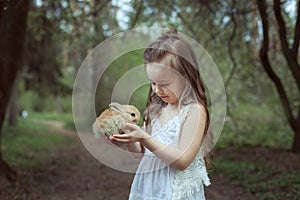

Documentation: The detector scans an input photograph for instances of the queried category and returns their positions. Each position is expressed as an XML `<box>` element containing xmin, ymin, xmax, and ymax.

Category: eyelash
<box><xmin>150</xmin><ymin>82</ymin><xmax>168</xmax><ymax>87</ymax></box>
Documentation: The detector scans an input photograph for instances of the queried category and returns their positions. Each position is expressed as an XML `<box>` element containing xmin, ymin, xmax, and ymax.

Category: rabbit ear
<box><xmin>109</xmin><ymin>102</ymin><xmax>121</xmax><ymax>108</ymax></box>
<box><xmin>109</xmin><ymin>102</ymin><xmax>124</xmax><ymax>113</ymax></box>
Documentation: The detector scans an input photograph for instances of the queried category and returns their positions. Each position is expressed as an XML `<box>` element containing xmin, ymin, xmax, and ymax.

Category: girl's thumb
<box><xmin>125</xmin><ymin>123</ymin><xmax>137</xmax><ymax>130</ymax></box>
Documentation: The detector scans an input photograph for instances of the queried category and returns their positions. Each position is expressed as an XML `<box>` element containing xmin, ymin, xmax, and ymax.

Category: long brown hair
<box><xmin>142</xmin><ymin>29</ymin><xmax>214</xmax><ymax>170</ymax></box>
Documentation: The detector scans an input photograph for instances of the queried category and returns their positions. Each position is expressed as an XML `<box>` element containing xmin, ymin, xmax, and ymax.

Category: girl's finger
<box><xmin>104</xmin><ymin>137</ymin><xmax>111</xmax><ymax>144</ymax></box>
<box><xmin>125</xmin><ymin>123</ymin><xmax>138</xmax><ymax>130</ymax></box>
<box><xmin>103</xmin><ymin>136</ymin><xmax>121</xmax><ymax>147</ymax></box>
<box><xmin>112</xmin><ymin>134</ymin><xmax>129</xmax><ymax>139</ymax></box>
<box><xmin>111</xmin><ymin>136</ymin><xmax>130</xmax><ymax>144</ymax></box>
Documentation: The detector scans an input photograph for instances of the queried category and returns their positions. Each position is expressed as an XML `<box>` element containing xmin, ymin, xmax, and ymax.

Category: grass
<box><xmin>2</xmin><ymin>114</ymin><xmax>74</xmax><ymax>170</ymax></box>
<box><xmin>30</xmin><ymin>111</ymin><xmax>76</xmax><ymax>131</ymax></box>
<box><xmin>211</xmin><ymin>103</ymin><xmax>299</xmax><ymax>198</ymax></box>
<box><xmin>1</xmin><ymin>105</ymin><xmax>299</xmax><ymax>199</ymax></box>
<box><xmin>216</xmin><ymin>102</ymin><xmax>293</xmax><ymax>149</ymax></box>
<box><xmin>213</xmin><ymin>157</ymin><xmax>300</xmax><ymax>200</ymax></box>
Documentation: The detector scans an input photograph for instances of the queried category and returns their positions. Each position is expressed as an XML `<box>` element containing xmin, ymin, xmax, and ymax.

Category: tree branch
<box><xmin>256</xmin><ymin>0</ymin><xmax>297</xmax><ymax>132</ymax></box>
<box><xmin>129</xmin><ymin>0</ymin><xmax>143</xmax><ymax>29</ymax></box>
<box><xmin>273</xmin><ymin>0</ymin><xmax>289</xmax><ymax>49</ymax></box>
<box><xmin>225</xmin><ymin>0</ymin><xmax>238</xmax><ymax>89</ymax></box>
<box><xmin>273</xmin><ymin>0</ymin><xmax>300</xmax><ymax>91</ymax></box>
<box><xmin>292</xmin><ymin>1</ymin><xmax>300</xmax><ymax>55</ymax></box>
<box><xmin>203</xmin><ymin>13</ymin><xmax>230</xmax><ymax>48</ymax></box>
<box><xmin>176</xmin><ymin>11</ymin><xmax>201</xmax><ymax>41</ymax></box>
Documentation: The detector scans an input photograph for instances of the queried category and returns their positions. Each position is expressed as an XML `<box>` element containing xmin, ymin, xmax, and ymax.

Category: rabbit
<box><xmin>93</xmin><ymin>102</ymin><xmax>141</xmax><ymax>138</ymax></box>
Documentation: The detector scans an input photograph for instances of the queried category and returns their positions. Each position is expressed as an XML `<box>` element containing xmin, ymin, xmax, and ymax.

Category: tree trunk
<box><xmin>0</xmin><ymin>155</ymin><xmax>17</xmax><ymax>182</ymax></box>
<box><xmin>292</xmin><ymin>109</ymin><xmax>300</xmax><ymax>153</ymax></box>
<box><xmin>8</xmin><ymin>77</ymin><xmax>19</xmax><ymax>126</ymax></box>
<box><xmin>292</xmin><ymin>130</ymin><xmax>300</xmax><ymax>153</ymax></box>
<box><xmin>256</xmin><ymin>0</ymin><xmax>300</xmax><ymax>153</ymax></box>
<box><xmin>0</xmin><ymin>0</ymin><xmax>29</xmax><ymax>181</ymax></box>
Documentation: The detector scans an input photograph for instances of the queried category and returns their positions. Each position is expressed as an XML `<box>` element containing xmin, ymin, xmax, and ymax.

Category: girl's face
<box><xmin>146</xmin><ymin>63</ymin><xmax>185</xmax><ymax>105</ymax></box>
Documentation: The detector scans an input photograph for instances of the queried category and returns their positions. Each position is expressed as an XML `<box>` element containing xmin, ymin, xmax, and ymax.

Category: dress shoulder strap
<box><xmin>178</xmin><ymin>104</ymin><xmax>192</xmax><ymax>124</ymax></box>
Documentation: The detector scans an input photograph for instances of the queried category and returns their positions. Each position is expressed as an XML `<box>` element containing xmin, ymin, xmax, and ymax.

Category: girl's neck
<box><xmin>165</xmin><ymin>102</ymin><xmax>179</xmax><ymax>111</ymax></box>
<box><xmin>159</xmin><ymin>103</ymin><xmax>180</xmax><ymax>126</ymax></box>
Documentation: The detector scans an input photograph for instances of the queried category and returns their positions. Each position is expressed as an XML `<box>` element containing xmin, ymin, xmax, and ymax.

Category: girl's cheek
<box><xmin>172</xmin><ymin>86</ymin><xmax>184</xmax><ymax>98</ymax></box>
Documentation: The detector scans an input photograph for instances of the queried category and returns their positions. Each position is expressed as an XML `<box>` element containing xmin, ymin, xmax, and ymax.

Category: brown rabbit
<box><xmin>93</xmin><ymin>102</ymin><xmax>141</xmax><ymax>138</ymax></box>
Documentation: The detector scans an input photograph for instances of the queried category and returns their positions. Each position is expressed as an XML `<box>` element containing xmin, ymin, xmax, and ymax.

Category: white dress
<box><xmin>128</xmin><ymin>104</ymin><xmax>211</xmax><ymax>200</ymax></box>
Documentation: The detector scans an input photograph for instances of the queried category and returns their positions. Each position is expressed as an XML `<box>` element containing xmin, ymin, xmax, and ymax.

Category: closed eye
<box><xmin>150</xmin><ymin>82</ymin><xmax>169</xmax><ymax>87</ymax></box>
<box><xmin>160</xmin><ymin>83</ymin><xmax>169</xmax><ymax>87</ymax></box>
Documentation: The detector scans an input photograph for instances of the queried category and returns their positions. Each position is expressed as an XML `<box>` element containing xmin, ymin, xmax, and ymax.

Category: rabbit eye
<box><xmin>131</xmin><ymin>113</ymin><xmax>136</xmax><ymax>117</ymax></box>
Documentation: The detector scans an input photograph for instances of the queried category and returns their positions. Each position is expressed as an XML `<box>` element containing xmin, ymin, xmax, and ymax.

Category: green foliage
<box><xmin>214</xmin><ymin>157</ymin><xmax>300</xmax><ymax>199</ymax></box>
<box><xmin>130</xmin><ymin>0</ymin><xmax>299</xmax><ymax>150</ymax></box>
<box><xmin>2</xmin><ymin>2</ymin><xmax>298</xmax><ymax>198</ymax></box>
<box><xmin>30</xmin><ymin>111</ymin><xmax>75</xmax><ymax>131</ymax></box>
<box><xmin>2</xmin><ymin>118</ymin><xmax>73</xmax><ymax>169</ymax></box>
<box><xmin>15</xmin><ymin>0</ymin><xmax>298</xmax><ymax>151</ymax></box>
<box><xmin>17</xmin><ymin>71</ymin><xmax>72</xmax><ymax>113</ymax></box>
<box><xmin>19</xmin><ymin>88</ymin><xmax>72</xmax><ymax>113</ymax></box>
<box><xmin>217</xmin><ymin>102</ymin><xmax>293</xmax><ymax>149</ymax></box>
<box><xmin>95</xmin><ymin>49</ymin><xmax>146</xmax><ymax>114</ymax></box>
<box><xmin>130</xmin><ymin>84</ymin><xmax>149</xmax><ymax>114</ymax></box>
<box><xmin>24</xmin><ymin>3</ymin><xmax>71</xmax><ymax>97</ymax></box>
<box><xmin>29</xmin><ymin>111</ymin><xmax>72</xmax><ymax>122</ymax></box>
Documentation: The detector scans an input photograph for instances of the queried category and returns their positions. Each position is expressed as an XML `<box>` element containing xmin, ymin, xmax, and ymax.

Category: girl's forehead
<box><xmin>146</xmin><ymin>63</ymin><xmax>180</xmax><ymax>80</ymax></box>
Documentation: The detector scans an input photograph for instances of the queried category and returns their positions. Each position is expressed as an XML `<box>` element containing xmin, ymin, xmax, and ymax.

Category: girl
<box><xmin>110</xmin><ymin>29</ymin><xmax>213</xmax><ymax>200</ymax></box>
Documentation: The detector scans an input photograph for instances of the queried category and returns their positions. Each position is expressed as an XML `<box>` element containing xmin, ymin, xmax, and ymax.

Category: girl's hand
<box><xmin>101</xmin><ymin>134</ymin><xmax>122</xmax><ymax>147</ymax></box>
<box><xmin>110</xmin><ymin>123</ymin><xmax>150</xmax><ymax>144</ymax></box>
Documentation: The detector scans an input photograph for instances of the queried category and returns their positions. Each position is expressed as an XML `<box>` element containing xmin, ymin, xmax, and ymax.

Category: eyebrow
<box><xmin>148</xmin><ymin>78</ymin><xmax>169</xmax><ymax>83</ymax></box>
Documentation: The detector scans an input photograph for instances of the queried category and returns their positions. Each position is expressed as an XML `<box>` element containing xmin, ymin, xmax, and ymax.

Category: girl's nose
<box><xmin>154</xmin><ymin>85</ymin><xmax>162</xmax><ymax>94</ymax></box>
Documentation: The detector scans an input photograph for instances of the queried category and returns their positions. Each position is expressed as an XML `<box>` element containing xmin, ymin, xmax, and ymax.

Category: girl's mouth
<box><xmin>160</xmin><ymin>95</ymin><xmax>168</xmax><ymax>99</ymax></box>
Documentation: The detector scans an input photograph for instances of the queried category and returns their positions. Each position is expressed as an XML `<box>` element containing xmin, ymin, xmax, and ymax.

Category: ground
<box><xmin>0</xmin><ymin>122</ymin><xmax>299</xmax><ymax>200</ymax></box>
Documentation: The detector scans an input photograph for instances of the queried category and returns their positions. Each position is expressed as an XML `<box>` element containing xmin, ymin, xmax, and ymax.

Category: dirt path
<box><xmin>0</xmin><ymin>121</ymin><xmax>250</xmax><ymax>200</ymax></box>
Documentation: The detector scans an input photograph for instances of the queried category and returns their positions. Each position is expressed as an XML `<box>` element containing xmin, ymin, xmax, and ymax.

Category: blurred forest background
<box><xmin>0</xmin><ymin>0</ymin><xmax>300</xmax><ymax>199</ymax></box>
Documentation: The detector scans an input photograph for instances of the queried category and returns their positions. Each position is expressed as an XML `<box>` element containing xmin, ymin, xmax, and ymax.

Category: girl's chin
<box><xmin>161</xmin><ymin>98</ymin><xmax>178</xmax><ymax>105</ymax></box>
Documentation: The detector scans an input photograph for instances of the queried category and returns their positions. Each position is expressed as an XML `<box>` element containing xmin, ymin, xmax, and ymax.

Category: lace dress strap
<box><xmin>178</xmin><ymin>104</ymin><xmax>192</xmax><ymax>124</ymax></box>
<box><xmin>172</xmin><ymin>103</ymin><xmax>211</xmax><ymax>200</ymax></box>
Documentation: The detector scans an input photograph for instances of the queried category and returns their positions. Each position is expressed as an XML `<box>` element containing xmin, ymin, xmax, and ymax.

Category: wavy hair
<box><xmin>142</xmin><ymin>29</ymin><xmax>214</xmax><ymax>171</ymax></box>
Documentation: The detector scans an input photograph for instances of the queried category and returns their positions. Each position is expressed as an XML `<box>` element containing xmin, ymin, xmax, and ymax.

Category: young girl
<box><xmin>110</xmin><ymin>29</ymin><xmax>213</xmax><ymax>200</ymax></box>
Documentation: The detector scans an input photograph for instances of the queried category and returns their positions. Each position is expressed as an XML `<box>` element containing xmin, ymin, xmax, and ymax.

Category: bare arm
<box><xmin>125</xmin><ymin>142</ymin><xmax>144</xmax><ymax>153</ymax></box>
<box><xmin>111</xmin><ymin>104</ymin><xmax>206</xmax><ymax>170</ymax></box>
